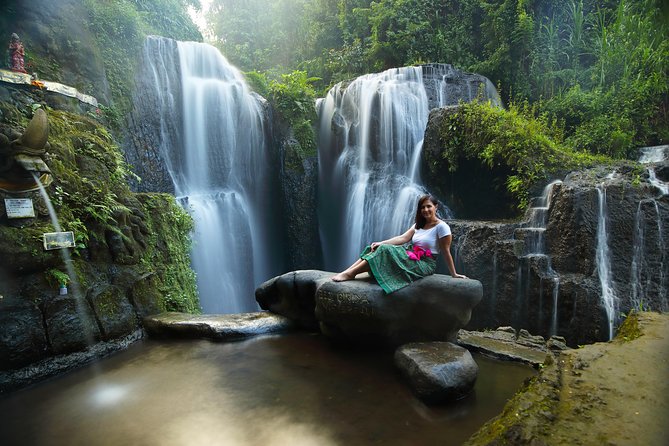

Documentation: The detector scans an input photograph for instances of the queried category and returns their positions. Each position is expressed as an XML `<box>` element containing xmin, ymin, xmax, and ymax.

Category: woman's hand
<box><xmin>370</xmin><ymin>241</ymin><xmax>382</xmax><ymax>251</ymax></box>
<box><xmin>453</xmin><ymin>273</ymin><xmax>468</xmax><ymax>279</ymax></box>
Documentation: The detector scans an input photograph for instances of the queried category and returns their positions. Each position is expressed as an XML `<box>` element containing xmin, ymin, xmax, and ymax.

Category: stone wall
<box><xmin>450</xmin><ymin>166</ymin><xmax>668</xmax><ymax>345</ymax></box>
<box><xmin>0</xmin><ymin>83</ymin><xmax>198</xmax><ymax>393</ymax></box>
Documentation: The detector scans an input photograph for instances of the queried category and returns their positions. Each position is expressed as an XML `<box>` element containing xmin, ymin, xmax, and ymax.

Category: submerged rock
<box><xmin>395</xmin><ymin>342</ymin><xmax>478</xmax><ymax>403</ymax></box>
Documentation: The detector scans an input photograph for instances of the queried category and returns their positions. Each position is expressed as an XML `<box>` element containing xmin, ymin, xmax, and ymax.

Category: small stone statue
<box><xmin>8</xmin><ymin>33</ymin><xmax>27</xmax><ymax>73</ymax></box>
<box><xmin>0</xmin><ymin>108</ymin><xmax>52</xmax><ymax>193</ymax></box>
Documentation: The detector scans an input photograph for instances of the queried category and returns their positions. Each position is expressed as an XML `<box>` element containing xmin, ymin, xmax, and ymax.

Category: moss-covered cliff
<box><xmin>0</xmin><ymin>79</ymin><xmax>198</xmax><ymax>391</ymax></box>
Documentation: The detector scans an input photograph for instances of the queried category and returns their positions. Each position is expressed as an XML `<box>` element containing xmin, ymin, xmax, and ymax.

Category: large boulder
<box><xmin>394</xmin><ymin>342</ymin><xmax>479</xmax><ymax>403</ymax></box>
<box><xmin>316</xmin><ymin>275</ymin><xmax>482</xmax><ymax>346</ymax></box>
<box><xmin>255</xmin><ymin>270</ymin><xmax>333</xmax><ymax>329</ymax></box>
<box><xmin>256</xmin><ymin>270</ymin><xmax>483</xmax><ymax>346</ymax></box>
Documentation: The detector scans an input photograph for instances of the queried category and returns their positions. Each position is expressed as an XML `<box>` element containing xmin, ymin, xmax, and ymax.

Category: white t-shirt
<box><xmin>411</xmin><ymin>221</ymin><xmax>451</xmax><ymax>254</ymax></box>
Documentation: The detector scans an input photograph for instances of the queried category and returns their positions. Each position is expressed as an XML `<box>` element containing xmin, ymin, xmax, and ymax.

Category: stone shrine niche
<box><xmin>0</xmin><ymin>108</ymin><xmax>52</xmax><ymax>225</ymax></box>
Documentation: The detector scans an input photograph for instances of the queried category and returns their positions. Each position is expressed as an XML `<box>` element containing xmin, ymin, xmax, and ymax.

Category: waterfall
<box><xmin>318</xmin><ymin>67</ymin><xmax>440</xmax><ymax>270</ymax></box>
<box><xmin>521</xmin><ymin>181</ymin><xmax>561</xmax><ymax>256</ymax></box>
<box><xmin>630</xmin><ymin>199</ymin><xmax>668</xmax><ymax>312</ymax></box>
<box><xmin>138</xmin><ymin>37</ymin><xmax>280</xmax><ymax>313</ymax></box>
<box><xmin>638</xmin><ymin>145</ymin><xmax>669</xmax><ymax>163</ymax></box>
<box><xmin>596</xmin><ymin>186</ymin><xmax>618</xmax><ymax>339</ymax></box>
<box><xmin>550</xmin><ymin>278</ymin><xmax>560</xmax><ymax>336</ymax></box>
<box><xmin>639</xmin><ymin>146</ymin><xmax>669</xmax><ymax>196</ymax></box>
<box><xmin>514</xmin><ymin>181</ymin><xmax>561</xmax><ymax>334</ymax></box>
<box><xmin>630</xmin><ymin>147</ymin><xmax>669</xmax><ymax>312</ymax></box>
<box><xmin>490</xmin><ymin>249</ymin><xmax>498</xmax><ymax>321</ymax></box>
<box><xmin>317</xmin><ymin>64</ymin><xmax>499</xmax><ymax>270</ymax></box>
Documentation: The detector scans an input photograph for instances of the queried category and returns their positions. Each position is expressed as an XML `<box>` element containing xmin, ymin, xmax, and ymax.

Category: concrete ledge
<box><xmin>0</xmin><ymin>69</ymin><xmax>98</xmax><ymax>106</ymax></box>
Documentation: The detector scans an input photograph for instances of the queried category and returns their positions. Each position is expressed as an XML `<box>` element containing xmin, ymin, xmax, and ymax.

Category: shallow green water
<box><xmin>0</xmin><ymin>333</ymin><xmax>535</xmax><ymax>445</ymax></box>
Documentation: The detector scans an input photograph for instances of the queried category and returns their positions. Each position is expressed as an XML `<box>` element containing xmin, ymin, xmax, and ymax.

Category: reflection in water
<box><xmin>0</xmin><ymin>334</ymin><xmax>534</xmax><ymax>445</ymax></box>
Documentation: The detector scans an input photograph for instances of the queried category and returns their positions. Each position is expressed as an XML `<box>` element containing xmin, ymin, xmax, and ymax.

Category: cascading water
<box><xmin>630</xmin><ymin>146</ymin><xmax>669</xmax><ymax>311</ymax></box>
<box><xmin>596</xmin><ymin>185</ymin><xmax>618</xmax><ymax>340</ymax></box>
<box><xmin>138</xmin><ymin>37</ymin><xmax>280</xmax><ymax>313</ymax></box>
<box><xmin>318</xmin><ymin>67</ymin><xmax>444</xmax><ymax>270</ymax></box>
<box><xmin>514</xmin><ymin>181</ymin><xmax>562</xmax><ymax>334</ymax></box>
<box><xmin>33</xmin><ymin>173</ymin><xmax>96</xmax><ymax>346</ymax></box>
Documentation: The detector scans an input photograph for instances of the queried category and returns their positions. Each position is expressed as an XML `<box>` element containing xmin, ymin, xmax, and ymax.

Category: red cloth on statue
<box><xmin>9</xmin><ymin>41</ymin><xmax>26</xmax><ymax>73</ymax></box>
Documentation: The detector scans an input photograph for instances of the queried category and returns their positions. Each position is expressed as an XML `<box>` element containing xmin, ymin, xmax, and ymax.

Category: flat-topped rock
<box><xmin>143</xmin><ymin>312</ymin><xmax>297</xmax><ymax>341</ymax></box>
<box><xmin>256</xmin><ymin>270</ymin><xmax>483</xmax><ymax>346</ymax></box>
<box><xmin>457</xmin><ymin>327</ymin><xmax>569</xmax><ymax>367</ymax></box>
<box><xmin>317</xmin><ymin>274</ymin><xmax>482</xmax><ymax>345</ymax></box>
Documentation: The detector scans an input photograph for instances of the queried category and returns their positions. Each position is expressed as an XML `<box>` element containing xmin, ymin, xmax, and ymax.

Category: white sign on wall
<box><xmin>43</xmin><ymin>232</ymin><xmax>76</xmax><ymax>250</ymax></box>
<box><xmin>4</xmin><ymin>198</ymin><xmax>35</xmax><ymax>219</ymax></box>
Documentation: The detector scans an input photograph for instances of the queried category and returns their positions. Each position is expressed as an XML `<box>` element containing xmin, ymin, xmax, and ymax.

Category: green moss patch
<box><xmin>431</xmin><ymin>101</ymin><xmax>609</xmax><ymax>212</ymax></box>
<box><xmin>615</xmin><ymin>312</ymin><xmax>642</xmax><ymax>343</ymax></box>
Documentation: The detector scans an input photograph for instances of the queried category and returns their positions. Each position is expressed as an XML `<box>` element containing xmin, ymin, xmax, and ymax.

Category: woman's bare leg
<box><xmin>332</xmin><ymin>258</ymin><xmax>370</xmax><ymax>282</ymax></box>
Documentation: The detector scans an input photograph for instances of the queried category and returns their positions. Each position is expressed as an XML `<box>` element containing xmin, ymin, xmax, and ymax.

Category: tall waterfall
<box><xmin>138</xmin><ymin>37</ymin><xmax>280</xmax><ymax>313</ymax></box>
<box><xmin>318</xmin><ymin>67</ymin><xmax>437</xmax><ymax>270</ymax></box>
<box><xmin>596</xmin><ymin>185</ymin><xmax>618</xmax><ymax>340</ymax></box>
<box><xmin>317</xmin><ymin>64</ymin><xmax>498</xmax><ymax>271</ymax></box>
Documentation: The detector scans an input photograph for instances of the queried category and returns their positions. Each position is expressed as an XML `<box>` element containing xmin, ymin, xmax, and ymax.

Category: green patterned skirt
<box><xmin>360</xmin><ymin>244</ymin><xmax>437</xmax><ymax>294</ymax></box>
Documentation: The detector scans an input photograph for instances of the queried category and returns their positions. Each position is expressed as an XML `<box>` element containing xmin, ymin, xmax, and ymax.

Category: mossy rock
<box><xmin>0</xmin><ymin>297</ymin><xmax>48</xmax><ymax>370</ymax></box>
<box><xmin>87</xmin><ymin>285</ymin><xmax>137</xmax><ymax>340</ymax></box>
<box><xmin>128</xmin><ymin>272</ymin><xmax>165</xmax><ymax>317</ymax></box>
<box><xmin>43</xmin><ymin>293</ymin><xmax>102</xmax><ymax>354</ymax></box>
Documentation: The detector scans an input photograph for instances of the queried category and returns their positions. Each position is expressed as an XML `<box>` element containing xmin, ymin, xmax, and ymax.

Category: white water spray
<box><xmin>141</xmin><ymin>37</ymin><xmax>279</xmax><ymax>313</ymax></box>
<box><xmin>515</xmin><ymin>181</ymin><xmax>562</xmax><ymax>334</ymax></box>
<box><xmin>318</xmin><ymin>67</ymin><xmax>436</xmax><ymax>270</ymax></box>
<box><xmin>33</xmin><ymin>173</ymin><xmax>97</xmax><ymax>347</ymax></box>
<box><xmin>596</xmin><ymin>185</ymin><xmax>618</xmax><ymax>340</ymax></box>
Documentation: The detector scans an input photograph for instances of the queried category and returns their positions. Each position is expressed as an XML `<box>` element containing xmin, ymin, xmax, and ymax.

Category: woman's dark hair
<box><xmin>414</xmin><ymin>195</ymin><xmax>438</xmax><ymax>229</ymax></box>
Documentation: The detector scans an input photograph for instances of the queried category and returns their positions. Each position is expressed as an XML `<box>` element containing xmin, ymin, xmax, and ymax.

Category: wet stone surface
<box><xmin>143</xmin><ymin>311</ymin><xmax>298</xmax><ymax>341</ymax></box>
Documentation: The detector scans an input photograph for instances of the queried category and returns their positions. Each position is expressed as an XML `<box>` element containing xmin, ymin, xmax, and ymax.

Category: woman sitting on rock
<box><xmin>332</xmin><ymin>194</ymin><xmax>467</xmax><ymax>293</ymax></box>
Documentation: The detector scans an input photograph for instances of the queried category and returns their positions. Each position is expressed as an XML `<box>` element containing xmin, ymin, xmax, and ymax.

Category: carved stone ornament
<box><xmin>0</xmin><ymin>108</ymin><xmax>53</xmax><ymax>193</ymax></box>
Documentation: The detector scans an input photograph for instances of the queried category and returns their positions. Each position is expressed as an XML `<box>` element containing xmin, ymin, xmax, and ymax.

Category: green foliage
<box><xmin>138</xmin><ymin>194</ymin><xmax>200</xmax><ymax>313</ymax></box>
<box><xmin>205</xmin><ymin>0</ymin><xmax>668</xmax><ymax>157</ymax></box>
<box><xmin>82</xmin><ymin>0</ymin><xmax>201</xmax><ymax>125</ymax></box>
<box><xmin>243</xmin><ymin>71</ymin><xmax>270</xmax><ymax>98</ymax></box>
<box><xmin>616</xmin><ymin>310</ymin><xmax>642</xmax><ymax>342</ymax></box>
<box><xmin>46</xmin><ymin>269</ymin><xmax>70</xmax><ymax>287</ymax></box>
<box><xmin>43</xmin><ymin>109</ymin><xmax>132</xmax><ymax>246</ymax></box>
<box><xmin>436</xmin><ymin>100</ymin><xmax>603</xmax><ymax>209</ymax></box>
<box><xmin>268</xmin><ymin>70</ymin><xmax>319</xmax><ymax>158</ymax></box>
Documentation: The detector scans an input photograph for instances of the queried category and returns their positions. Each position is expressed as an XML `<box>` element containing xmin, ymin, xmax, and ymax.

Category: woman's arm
<box><xmin>439</xmin><ymin>234</ymin><xmax>467</xmax><ymax>279</ymax></box>
<box><xmin>370</xmin><ymin>227</ymin><xmax>415</xmax><ymax>251</ymax></box>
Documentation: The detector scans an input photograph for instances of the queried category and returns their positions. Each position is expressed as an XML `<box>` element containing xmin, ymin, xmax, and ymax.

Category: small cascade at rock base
<box><xmin>512</xmin><ymin>181</ymin><xmax>562</xmax><ymax>335</ymax></box>
<box><xmin>631</xmin><ymin>146</ymin><xmax>669</xmax><ymax>312</ymax></box>
<box><xmin>33</xmin><ymin>173</ymin><xmax>98</xmax><ymax>349</ymax></box>
<box><xmin>131</xmin><ymin>36</ymin><xmax>282</xmax><ymax>313</ymax></box>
